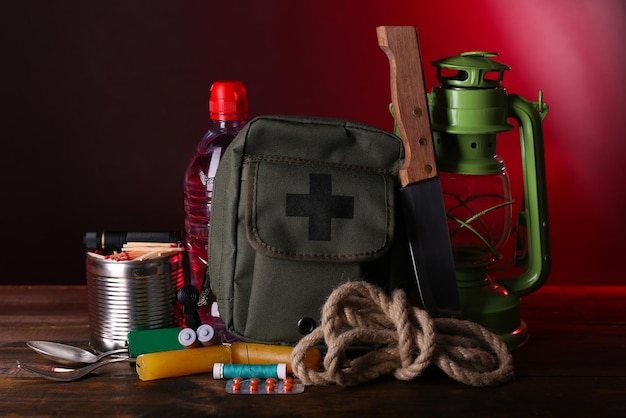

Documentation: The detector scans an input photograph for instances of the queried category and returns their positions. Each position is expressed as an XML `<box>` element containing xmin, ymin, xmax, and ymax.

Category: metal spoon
<box><xmin>27</xmin><ymin>341</ymin><xmax>128</xmax><ymax>367</ymax></box>
<box><xmin>17</xmin><ymin>358</ymin><xmax>133</xmax><ymax>382</ymax></box>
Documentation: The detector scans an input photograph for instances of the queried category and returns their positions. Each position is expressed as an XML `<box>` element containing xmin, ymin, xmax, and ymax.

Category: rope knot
<box><xmin>290</xmin><ymin>281</ymin><xmax>513</xmax><ymax>387</ymax></box>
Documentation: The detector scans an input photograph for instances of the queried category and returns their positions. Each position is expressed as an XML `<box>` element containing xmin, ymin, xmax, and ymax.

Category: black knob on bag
<box><xmin>297</xmin><ymin>317</ymin><xmax>317</xmax><ymax>335</ymax></box>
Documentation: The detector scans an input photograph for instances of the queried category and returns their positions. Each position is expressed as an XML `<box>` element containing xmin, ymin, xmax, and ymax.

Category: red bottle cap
<box><xmin>209</xmin><ymin>80</ymin><xmax>248</xmax><ymax>121</ymax></box>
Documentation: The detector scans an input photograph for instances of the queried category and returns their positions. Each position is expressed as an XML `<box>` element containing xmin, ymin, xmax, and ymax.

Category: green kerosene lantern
<box><xmin>428</xmin><ymin>52</ymin><xmax>550</xmax><ymax>350</ymax></box>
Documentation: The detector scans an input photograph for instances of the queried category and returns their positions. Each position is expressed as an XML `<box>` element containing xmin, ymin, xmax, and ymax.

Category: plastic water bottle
<box><xmin>184</xmin><ymin>80</ymin><xmax>248</xmax><ymax>333</ymax></box>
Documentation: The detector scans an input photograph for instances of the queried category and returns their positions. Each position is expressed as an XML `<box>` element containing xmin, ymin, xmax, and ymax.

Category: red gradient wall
<box><xmin>2</xmin><ymin>0</ymin><xmax>624</xmax><ymax>285</ymax></box>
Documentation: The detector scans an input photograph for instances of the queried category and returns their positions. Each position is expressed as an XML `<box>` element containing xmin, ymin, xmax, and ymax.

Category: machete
<box><xmin>377</xmin><ymin>26</ymin><xmax>461</xmax><ymax>316</ymax></box>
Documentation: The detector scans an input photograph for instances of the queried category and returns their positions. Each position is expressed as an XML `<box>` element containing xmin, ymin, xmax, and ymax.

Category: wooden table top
<box><xmin>1</xmin><ymin>285</ymin><xmax>625</xmax><ymax>417</ymax></box>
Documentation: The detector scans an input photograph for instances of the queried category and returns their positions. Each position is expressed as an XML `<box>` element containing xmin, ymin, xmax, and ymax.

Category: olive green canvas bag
<box><xmin>208</xmin><ymin>115</ymin><xmax>413</xmax><ymax>345</ymax></box>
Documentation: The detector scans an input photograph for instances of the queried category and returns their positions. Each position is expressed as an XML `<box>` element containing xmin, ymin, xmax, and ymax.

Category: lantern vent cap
<box><xmin>432</xmin><ymin>51</ymin><xmax>510</xmax><ymax>88</ymax></box>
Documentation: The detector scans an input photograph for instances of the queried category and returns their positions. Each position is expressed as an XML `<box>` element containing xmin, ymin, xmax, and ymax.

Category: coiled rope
<box><xmin>290</xmin><ymin>281</ymin><xmax>514</xmax><ymax>387</ymax></box>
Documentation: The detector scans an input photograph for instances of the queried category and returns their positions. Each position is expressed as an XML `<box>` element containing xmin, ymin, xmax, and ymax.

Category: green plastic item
<box><xmin>127</xmin><ymin>328</ymin><xmax>184</xmax><ymax>358</ymax></box>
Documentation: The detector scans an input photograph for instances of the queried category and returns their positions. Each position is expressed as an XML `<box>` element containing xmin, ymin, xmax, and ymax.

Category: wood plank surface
<box><xmin>1</xmin><ymin>285</ymin><xmax>625</xmax><ymax>417</ymax></box>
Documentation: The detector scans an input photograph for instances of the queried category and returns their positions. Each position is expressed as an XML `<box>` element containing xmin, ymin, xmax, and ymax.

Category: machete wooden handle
<box><xmin>377</xmin><ymin>26</ymin><xmax>438</xmax><ymax>187</ymax></box>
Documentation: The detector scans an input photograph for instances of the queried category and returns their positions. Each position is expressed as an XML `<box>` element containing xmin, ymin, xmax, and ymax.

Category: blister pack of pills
<box><xmin>225</xmin><ymin>377</ymin><xmax>305</xmax><ymax>395</ymax></box>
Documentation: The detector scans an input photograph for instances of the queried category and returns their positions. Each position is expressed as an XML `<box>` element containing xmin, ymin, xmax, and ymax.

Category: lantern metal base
<box><xmin>456</xmin><ymin>269</ymin><xmax>529</xmax><ymax>351</ymax></box>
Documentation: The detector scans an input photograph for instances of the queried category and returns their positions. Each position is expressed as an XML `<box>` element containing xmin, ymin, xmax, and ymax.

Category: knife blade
<box><xmin>377</xmin><ymin>26</ymin><xmax>461</xmax><ymax>316</ymax></box>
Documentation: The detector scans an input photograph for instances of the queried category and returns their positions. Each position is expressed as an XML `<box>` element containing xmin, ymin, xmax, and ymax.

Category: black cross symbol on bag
<box><xmin>286</xmin><ymin>173</ymin><xmax>355</xmax><ymax>241</ymax></box>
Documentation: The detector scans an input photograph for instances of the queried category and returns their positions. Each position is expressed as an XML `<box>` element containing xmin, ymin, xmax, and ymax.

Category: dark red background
<box><xmin>2</xmin><ymin>0</ymin><xmax>624</xmax><ymax>285</ymax></box>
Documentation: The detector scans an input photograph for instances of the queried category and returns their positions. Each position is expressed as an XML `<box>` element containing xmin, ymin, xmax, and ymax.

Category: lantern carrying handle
<box><xmin>497</xmin><ymin>93</ymin><xmax>550</xmax><ymax>296</ymax></box>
